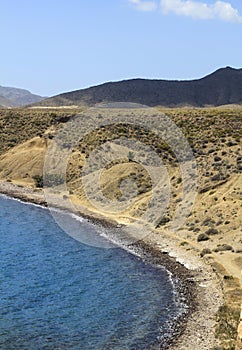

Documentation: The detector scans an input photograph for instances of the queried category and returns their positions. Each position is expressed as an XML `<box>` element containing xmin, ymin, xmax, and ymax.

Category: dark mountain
<box><xmin>0</xmin><ymin>85</ymin><xmax>45</xmax><ymax>107</ymax></box>
<box><xmin>34</xmin><ymin>67</ymin><xmax>242</xmax><ymax>108</ymax></box>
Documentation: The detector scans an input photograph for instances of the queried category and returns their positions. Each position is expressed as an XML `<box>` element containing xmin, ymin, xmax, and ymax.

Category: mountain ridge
<box><xmin>34</xmin><ymin>66</ymin><xmax>242</xmax><ymax>108</ymax></box>
<box><xmin>0</xmin><ymin>85</ymin><xmax>46</xmax><ymax>107</ymax></box>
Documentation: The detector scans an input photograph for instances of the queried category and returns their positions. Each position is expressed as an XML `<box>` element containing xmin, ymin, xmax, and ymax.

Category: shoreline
<box><xmin>129</xmin><ymin>240</ymin><xmax>198</xmax><ymax>349</ymax></box>
<box><xmin>0</xmin><ymin>180</ymin><xmax>224</xmax><ymax>349</ymax></box>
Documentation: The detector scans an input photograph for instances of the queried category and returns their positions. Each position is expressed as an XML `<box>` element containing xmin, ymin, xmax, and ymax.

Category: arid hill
<box><xmin>0</xmin><ymin>85</ymin><xmax>45</xmax><ymax>107</ymax></box>
<box><xmin>0</xmin><ymin>106</ymin><xmax>241</xmax><ymax>349</ymax></box>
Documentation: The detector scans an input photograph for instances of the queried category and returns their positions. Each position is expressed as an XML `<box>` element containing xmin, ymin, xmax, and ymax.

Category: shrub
<box><xmin>177</xmin><ymin>177</ymin><xmax>182</xmax><ymax>184</ymax></box>
<box><xmin>213</xmin><ymin>244</ymin><xmax>233</xmax><ymax>252</ymax></box>
<box><xmin>197</xmin><ymin>233</ymin><xmax>210</xmax><ymax>242</ymax></box>
<box><xmin>215</xmin><ymin>305</ymin><xmax>240</xmax><ymax>349</ymax></box>
<box><xmin>128</xmin><ymin>151</ymin><xmax>134</xmax><ymax>162</ymax></box>
<box><xmin>33</xmin><ymin>175</ymin><xmax>43</xmax><ymax>188</ymax></box>
<box><xmin>205</xmin><ymin>228</ymin><xmax>219</xmax><ymax>235</ymax></box>
<box><xmin>155</xmin><ymin>216</ymin><xmax>170</xmax><ymax>227</ymax></box>
<box><xmin>224</xmin><ymin>275</ymin><xmax>234</xmax><ymax>280</ymax></box>
<box><xmin>200</xmin><ymin>248</ymin><xmax>212</xmax><ymax>257</ymax></box>
<box><xmin>44</xmin><ymin>173</ymin><xmax>65</xmax><ymax>187</ymax></box>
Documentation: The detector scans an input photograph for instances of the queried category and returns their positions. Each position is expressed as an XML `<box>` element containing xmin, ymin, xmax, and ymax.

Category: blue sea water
<box><xmin>0</xmin><ymin>195</ymin><xmax>182</xmax><ymax>350</ymax></box>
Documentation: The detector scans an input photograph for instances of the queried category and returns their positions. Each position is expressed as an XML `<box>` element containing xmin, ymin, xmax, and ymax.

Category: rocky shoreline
<box><xmin>128</xmin><ymin>240</ymin><xmax>197</xmax><ymax>349</ymax></box>
<box><xmin>0</xmin><ymin>180</ymin><xmax>224</xmax><ymax>349</ymax></box>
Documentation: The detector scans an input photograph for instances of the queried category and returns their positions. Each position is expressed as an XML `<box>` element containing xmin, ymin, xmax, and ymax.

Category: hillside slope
<box><xmin>0</xmin><ymin>95</ymin><xmax>15</xmax><ymax>108</ymax></box>
<box><xmin>0</xmin><ymin>107</ymin><xmax>241</xmax><ymax>349</ymax></box>
<box><xmin>34</xmin><ymin>67</ymin><xmax>242</xmax><ymax>107</ymax></box>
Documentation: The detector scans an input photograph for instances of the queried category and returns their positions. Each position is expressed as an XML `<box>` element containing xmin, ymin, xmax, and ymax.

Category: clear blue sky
<box><xmin>1</xmin><ymin>0</ymin><xmax>242</xmax><ymax>96</ymax></box>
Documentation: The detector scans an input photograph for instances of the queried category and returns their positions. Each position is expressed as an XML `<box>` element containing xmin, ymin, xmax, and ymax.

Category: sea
<box><xmin>0</xmin><ymin>195</ymin><xmax>186</xmax><ymax>350</ymax></box>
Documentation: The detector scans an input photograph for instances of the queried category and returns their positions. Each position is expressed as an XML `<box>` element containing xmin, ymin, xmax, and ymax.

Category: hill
<box><xmin>0</xmin><ymin>85</ymin><xmax>45</xmax><ymax>107</ymax></box>
<box><xmin>0</xmin><ymin>95</ymin><xmax>15</xmax><ymax>108</ymax></box>
<box><xmin>34</xmin><ymin>66</ymin><xmax>242</xmax><ymax>107</ymax></box>
<box><xmin>0</xmin><ymin>106</ymin><xmax>241</xmax><ymax>348</ymax></box>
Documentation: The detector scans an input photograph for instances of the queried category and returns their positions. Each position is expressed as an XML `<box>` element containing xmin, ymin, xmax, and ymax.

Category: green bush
<box><xmin>33</xmin><ymin>175</ymin><xmax>43</xmax><ymax>188</ymax></box>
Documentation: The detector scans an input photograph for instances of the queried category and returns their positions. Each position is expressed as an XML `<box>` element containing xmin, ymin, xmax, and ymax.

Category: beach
<box><xmin>0</xmin><ymin>180</ymin><xmax>225</xmax><ymax>349</ymax></box>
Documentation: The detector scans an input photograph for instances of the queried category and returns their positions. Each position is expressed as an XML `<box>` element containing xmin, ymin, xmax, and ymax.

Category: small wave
<box><xmin>0</xmin><ymin>193</ymin><xmax>49</xmax><ymax>210</ymax></box>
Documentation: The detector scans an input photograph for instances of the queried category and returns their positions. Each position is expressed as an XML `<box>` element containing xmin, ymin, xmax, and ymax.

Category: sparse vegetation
<box><xmin>0</xmin><ymin>108</ymin><xmax>81</xmax><ymax>155</ymax></box>
<box><xmin>33</xmin><ymin>175</ymin><xmax>43</xmax><ymax>188</ymax></box>
<box><xmin>215</xmin><ymin>305</ymin><xmax>240</xmax><ymax>350</ymax></box>
<box><xmin>0</xmin><ymin>106</ymin><xmax>241</xmax><ymax>348</ymax></box>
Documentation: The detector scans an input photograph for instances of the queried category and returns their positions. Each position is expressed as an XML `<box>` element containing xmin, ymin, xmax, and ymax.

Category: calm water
<box><xmin>0</xmin><ymin>195</ymin><xmax>181</xmax><ymax>350</ymax></box>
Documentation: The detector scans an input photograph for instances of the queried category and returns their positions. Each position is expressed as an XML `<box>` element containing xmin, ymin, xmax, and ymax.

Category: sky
<box><xmin>1</xmin><ymin>0</ymin><xmax>242</xmax><ymax>97</ymax></box>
